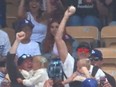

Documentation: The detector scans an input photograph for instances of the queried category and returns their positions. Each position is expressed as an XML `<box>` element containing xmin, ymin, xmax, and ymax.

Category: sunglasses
<box><xmin>19</xmin><ymin>54</ymin><xmax>32</xmax><ymax>59</ymax></box>
<box><xmin>89</xmin><ymin>57</ymin><xmax>101</xmax><ymax>61</ymax></box>
<box><xmin>77</xmin><ymin>48</ymin><xmax>90</xmax><ymax>53</ymax></box>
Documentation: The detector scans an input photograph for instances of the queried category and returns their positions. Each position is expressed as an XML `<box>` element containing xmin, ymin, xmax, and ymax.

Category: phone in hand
<box><xmin>100</xmin><ymin>77</ymin><xmax>106</xmax><ymax>86</ymax></box>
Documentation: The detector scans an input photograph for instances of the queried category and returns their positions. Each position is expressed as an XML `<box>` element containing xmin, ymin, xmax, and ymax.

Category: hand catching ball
<box><xmin>68</xmin><ymin>6</ymin><xmax>76</xmax><ymax>14</ymax></box>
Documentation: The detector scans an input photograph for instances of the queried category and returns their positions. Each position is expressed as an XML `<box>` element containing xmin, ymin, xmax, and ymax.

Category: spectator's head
<box><xmin>16</xmin><ymin>19</ymin><xmax>34</xmax><ymax>41</ymax></box>
<box><xmin>89</xmin><ymin>49</ymin><xmax>103</xmax><ymax>68</ymax></box>
<box><xmin>43</xmin><ymin>18</ymin><xmax>63</xmax><ymax>54</ymax></box>
<box><xmin>76</xmin><ymin>42</ymin><xmax>91</xmax><ymax>59</ymax></box>
<box><xmin>44</xmin><ymin>18</ymin><xmax>72</xmax><ymax>55</ymax></box>
<box><xmin>82</xmin><ymin>78</ymin><xmax>98</xmax><ymax>87</ymax></box>
<box><xmin>26</xmin><ymin>0</ymin><xmax>41</xmax><ymax>13</ymax></box>
<box><xmin>0</xmin><ymin>61</ymin><xmax>7</xmax><ymax>74</ymax></box>
<box><xmin>49</xmin><ymin>19</ymin><xmax>60</xmax><ymax>36</ymax></box>
<box><xmin>18</xmin><ymin>54</ymin><xmax>33</xmax><ymax>71</ymax></box>
<box><xmin>32</xmin><ymin>55</ymin><xmax>48</xmax><ymax>70</ymax></box>
<box><xmin>77</xmin><ymin>59</ymin><xmax>91</xmax><ymax>73</ymax></box>
<box><xmin>47</xmin><ymin>18</ymin><xmax>62</xmax><ymax>37</ymax></box>
<box><xmin>53</xmin><ymin>80</ymin><xmax>64</xmax><ymax>87</ymax></box>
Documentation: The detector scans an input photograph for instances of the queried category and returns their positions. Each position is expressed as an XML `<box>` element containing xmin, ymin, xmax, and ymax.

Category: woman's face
<box><xmin>29</xmin><ymin>0</ymin><xmax>40</xmax><ymax>12</ymax></box>
<box><xmin>50</xmin><ymin>22</ymin><xmax>59</xmax><ymax>36</ymax></box>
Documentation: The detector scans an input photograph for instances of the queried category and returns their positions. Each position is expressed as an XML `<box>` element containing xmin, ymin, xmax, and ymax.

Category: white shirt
<box><xmin>62</xmin><ymin>53</ymin><xmax>75</xmax><ymax>87</ymax></box>
<box><xmin>27</xmin><ymin>12</ymin><xmax>47</xmax><ymax>43</ymax></box>
<box><xmin>89</xmin><ymin>65</ymin><xmax>106</xmax><ymax>81</ymax></box>
<box><xmin>20</xmin><ymin>69</ymin><xmax>30</xmax><ymax>79</ymax></box>
<box><xmin>63</xmin><ymin>53</ymin><xmax>106</xmax><ymax>87</ymax></box>
<box><xmin>17</xmin><ymin>41</ymin><xmax>41</xmax><ymax>57</ymax></box>
<box><xmin>23</xmin><ymin>68</ymin><xmax>49</xmax><ymax>87</ymax></box>
<box><xmin>52</xmin><ymin>43</ymin><xmax>59</xmax><ymax>57</ymax></box>
<box><xmin>0</xmin><ymin>30</ymin><xmax>11</xmax><ymax>57</ymax></box>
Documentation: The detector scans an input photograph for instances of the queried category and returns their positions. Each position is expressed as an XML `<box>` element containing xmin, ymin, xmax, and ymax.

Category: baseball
<box><xmin>68</xmin><ymin>6</ymin><xmax>76</xmax><ymax>14</ymax></box>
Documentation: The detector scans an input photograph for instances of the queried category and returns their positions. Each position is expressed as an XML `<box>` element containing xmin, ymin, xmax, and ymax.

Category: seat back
<box><xmin>6</xmin><ymin>0</ymin><xmax>18</xmax><ymax>27</ymax></box>
<box><xmin>66</xmin><ymin>26</ymin><xmax>99</xmax><ymax>40</ymax></box>
<box><xmin>101</xmin><ymin>26</ymin><xmax>116</xmax><ymax>47</ymax></box>
<box><xmin>97</xmin><ymin>48</ymin><xmax>116</xmax><ymax>79</ymax></box>
<box><xmin>3</xmin><ymin>27</ymin><xmax>15</xmax><ymax>44</ymax></box>
<box><xmin>66</xmin><ymin>26</ymin><xmax>99</xmax><ymax>47</ymax></box>
<box><xmin>102</xmin><ymin>64</ymin><xmax>116</xmax><ymax>80</ymax></box>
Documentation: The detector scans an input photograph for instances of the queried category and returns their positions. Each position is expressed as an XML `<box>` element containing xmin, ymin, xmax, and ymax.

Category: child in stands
<box><xmin>17</xmin><ymin>55</ymin><xmax>49</xmax><ymax>87</ymax></box>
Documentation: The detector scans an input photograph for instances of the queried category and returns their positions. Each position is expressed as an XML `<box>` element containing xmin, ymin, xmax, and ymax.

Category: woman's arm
<box><xmin>6</xmin><ymin>32</ymin><xmax>26</xmax><ymax>82</ymax></box>
<box><xmin>18</xmin><ymin>0</ymin><xmax>26</xmax><ymax>19</ymax></box>
<box><xmin>55</xmin><ymin>6</ymin><xmax>76</xmax><ymax>62</ymax></box>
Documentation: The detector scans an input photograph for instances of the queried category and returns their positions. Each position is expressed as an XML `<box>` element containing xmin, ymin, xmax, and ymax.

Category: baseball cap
<box><xmin>90</xmin><ymin>49</ymin><xmax>103</xmax><ymax>61</ymax></box>
<box><xmin>18</xmin><ymin>54</ymin><xmax>32</xmax><ymax>66</ymax></box>
<box><xmin>82</xmin><ymin>78</ymin><xmax>98</xmax><ymax>87</ymax></box>
<box><xmin>15</xmin><ymin>19</ymin><xmax>34</xmax><ymax>32</ymax></box>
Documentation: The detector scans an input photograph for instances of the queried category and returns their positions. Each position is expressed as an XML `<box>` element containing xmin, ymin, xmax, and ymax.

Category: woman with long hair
<box><xmin>41</xmin><ymin>18</ymin><xmax>78</xmax><ymax>60</ymax></box>
<box><xmin>18</xmin><ymin>0</ymin><xmax>47</xmax><ymax>43</ymax></box>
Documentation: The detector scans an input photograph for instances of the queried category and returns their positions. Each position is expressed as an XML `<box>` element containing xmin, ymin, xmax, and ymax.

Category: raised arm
<box><xmin>18</xmin><ymin>0</ymin><xmax>26</xmax><ymax>19</ymax></box>
<box><xmin>46</xmin><ymin>0</ymin><xmax>53</xmax><ymax>14</ymax></box>
<box><xmin>10</xmin><ymin>31</ymin><xmax>25</xmax><ymax>54</ymax></box>
<box><xmin>55</xmin><ymin>6</ymin><xmax>76</xmax><ymax>62</ymax></box>
<box><xmin>6</xmin><ymin>31</ymin><xmax>26</xmax><ymax>84</ymax></box>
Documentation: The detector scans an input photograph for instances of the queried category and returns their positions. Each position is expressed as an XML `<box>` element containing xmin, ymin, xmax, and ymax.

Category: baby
<box><xmin>17</xmin><ymin>55</ymin><xmax>49</xmax><ymax>87</ymax></box>
<box><xmin>62</xmin><ymin>59</ymin><xmax>92</xmax><ymax>85</ymax></box>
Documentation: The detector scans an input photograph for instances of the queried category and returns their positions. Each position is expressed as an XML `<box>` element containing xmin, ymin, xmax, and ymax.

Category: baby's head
<box><xmin>77</xmin><ymin>59</ymin><xmax>91</xmax><ymax>73</ymax></box>
<box><xmin>32</xmin><ymin>55</ymin><xmax>48</xmax><ymax>70</ymax></box>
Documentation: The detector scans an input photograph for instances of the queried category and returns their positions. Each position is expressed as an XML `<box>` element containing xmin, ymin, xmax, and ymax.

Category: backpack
<box><xmin>48</xmin><ymin>58</ymin><xmax>82</xmax><ymax>87</ymax></box>
<box><xmin>47</xmin><ymin>58</ymin><xmax>64</xmax><ymax>81</ymax></box>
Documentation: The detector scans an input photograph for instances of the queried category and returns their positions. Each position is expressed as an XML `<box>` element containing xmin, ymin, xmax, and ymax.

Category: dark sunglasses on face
<box><xmin>89</xmin><ymin>57</ymin><xmax>101</xmax><ymax>61</ymax></box>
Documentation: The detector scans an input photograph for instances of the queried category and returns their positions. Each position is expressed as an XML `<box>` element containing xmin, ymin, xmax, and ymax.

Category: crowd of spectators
<box><xmin>0</xmin><ymin>0</ymin><xmax>116</xmax><ymax>87</ymax></box>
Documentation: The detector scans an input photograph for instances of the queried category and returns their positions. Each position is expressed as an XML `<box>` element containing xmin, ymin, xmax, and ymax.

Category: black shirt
<box><xmin>6</xmin><ymin>53</ymin><xmax>26</xmax><ymax>87</ymax></box>
<box><xmin>66</xmin><ymin>0</ymin><xmax>98</xmax><ymax>17</ymax></box>
<box><xmin>112</xmin><ymin>0</ymin><xmax>116</xmax><ymax>21</ymax></box>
